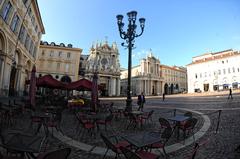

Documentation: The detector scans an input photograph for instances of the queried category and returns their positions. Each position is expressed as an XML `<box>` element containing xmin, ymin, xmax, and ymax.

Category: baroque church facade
<box><xmin>79</xmin><ymin>41</ymin><xmax>121</xmax><ymax>96</ymax></box>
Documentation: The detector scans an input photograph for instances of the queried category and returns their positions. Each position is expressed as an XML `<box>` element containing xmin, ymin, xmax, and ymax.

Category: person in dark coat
<box><xmin>137</xmin><ymin>92</ymin><xmax>145</xmax><ymax>111</ymax></box>
<box><xmin>228</xmin><ymin>88</ymin><xmax>233</xmax><ymax>99</ymax></box>
<box><xmin>162</xmin><ymin>93</ymin><xmax>165</xmax><ymax>101</ymax></box>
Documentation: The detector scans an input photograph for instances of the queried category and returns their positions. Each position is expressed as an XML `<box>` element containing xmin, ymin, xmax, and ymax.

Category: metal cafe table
<box><xmin>1</xmin><ymin>131</ymin><xmax>45</xmax><ymax>158</ymax></box>
<box><xmin>121</xmin><ymin>131</ymin><xmax>162</xmax><ymax>149</ymax></box>
<box><xmin>167</xmin><ymin>115</ymin><xmax>189</xmax><ymax>139</ymax></box>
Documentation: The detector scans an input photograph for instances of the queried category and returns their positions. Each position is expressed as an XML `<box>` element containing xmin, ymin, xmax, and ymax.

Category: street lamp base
<box><xmin>125</xmin><ymin>99</ymin><xmax>132</xmax><ymax>112</ymax></box>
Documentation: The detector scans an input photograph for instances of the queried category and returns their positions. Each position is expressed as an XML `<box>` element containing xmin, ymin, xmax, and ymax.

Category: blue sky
<box><xmin>38</xmin><ymin>0</ymin><xmax>240</xmax><ymax>68</ymax></box>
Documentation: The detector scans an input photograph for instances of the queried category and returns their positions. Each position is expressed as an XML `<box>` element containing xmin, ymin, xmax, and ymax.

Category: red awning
<box><xmin>37</xmin><ymin>75</ymin><xmax>66</xmax><ymax>89</ymax></box>
<box><xmin>66</xmin><ymin>78</ymin><xmax>103</xmax><ymax>91</ymax></box>
<box><xmin>66</xmin><ymin>78</ymin><xmax>93</xmax><ymax>91</ymax></box>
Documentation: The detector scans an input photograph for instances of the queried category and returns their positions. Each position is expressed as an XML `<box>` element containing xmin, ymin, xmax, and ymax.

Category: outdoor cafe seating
<box><xmin>0</xmin><ymin>130</ymin><xmax>46</xmax><ymax>159</ymax></box>
<box><xmin>120</xmin><ymin>146</ymin><xmax>159</xmax><ymax>159</ymax></box>
<box><xmin>100</xmin><ymin>133</ymin><xmax>131</xmax><ymax>159</ymax></box>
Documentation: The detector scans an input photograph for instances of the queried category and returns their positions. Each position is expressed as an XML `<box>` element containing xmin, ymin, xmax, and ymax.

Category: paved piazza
<box><xmin>1</xmin><ymin>93</ymin><xmax>240</xmax><ymax>159</ymax></box>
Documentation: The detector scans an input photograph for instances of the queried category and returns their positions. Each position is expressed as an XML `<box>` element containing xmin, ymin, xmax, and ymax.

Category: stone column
<box><xmin>111</xmin><ymin>78</ymin><xmax>116</xmax><ymax>96</ymax></box>
<box><xmin>0</xmin><ymin>57</ymin><xmax>4</xmax><ymax>92</ymax></box>
<box><xmin>144</xmin><ymin>80</ymin><xmax>146</xmax><ymax>95</ymax></box>
<box><xmin>108</xmin><ymin>77</ymin><xmax>112</xmax><ymax>96</ymax></box>
<box><xmin>16</xmin><ymin>65</ymin><xmax>23</xmax><ymax>96</ymax></box>
<box><xmin>116</xmin><ymin>78</ymin><xmax>120</xmax><ymax>96</ymax></box>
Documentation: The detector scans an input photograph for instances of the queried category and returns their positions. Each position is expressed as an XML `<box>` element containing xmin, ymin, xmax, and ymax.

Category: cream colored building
<box><xmin>120</xmin><ymin>51</ymin><xmax>187</xmax><ymax>96</ymax></box>
<box><xmin>187</xmin><ymin>49</ymin><xmax>240</xmax><ymax>93</ymax></box>
<box><xmin>0</xmin><ymin>0</ymin><xmax>45</xmax><ymax>96</ymax></box>
<box><xmin>36</xmin><ymin>41</ymin><xmax>82</xmax><ymax>83</ymax></box>
<box><xmin>161</xmin><ymin>65</ymin><xmax>187</xmax><ymax>94</ymax></box>
<box><xmin>81</xmin><ymin>41</ymin><xmax>121</xmax><ymax>96</ymax></box>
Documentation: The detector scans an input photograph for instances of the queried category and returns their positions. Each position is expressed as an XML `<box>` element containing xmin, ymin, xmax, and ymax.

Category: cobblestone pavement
<box><xmin>1</xmin><ymin>93</ymin><xmax>240</xmax><ymax>159</ymax></box>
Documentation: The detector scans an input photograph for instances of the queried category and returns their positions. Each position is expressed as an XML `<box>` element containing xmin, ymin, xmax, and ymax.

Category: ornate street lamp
<box><xmin>116</xmin><ymin>11</ymin><xmax>145</xmax><ymax>112</ymax></box>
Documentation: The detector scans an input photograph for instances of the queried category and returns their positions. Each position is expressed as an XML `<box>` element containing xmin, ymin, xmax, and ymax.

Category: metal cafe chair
<box><xmin>96</xmin><ymin>114</ymin><xmax>113</xmax><ymax>131</ymax></box>
<box><xmin>100</xmin><ymin>133</ymin><xmax>130</xmax><ymax>159</ymax></box>
<box><xmin>120</xmin><ymin>146</ymin><xmax>159</xmax><ymax>159</ymax></box>
<box><xmin>148</xmin><ymin>127</ymin><xmax>173</xmax><ymax>157</ymax></box>
<box><xmin>179</xmin><ymin>118</ymin><xmax>198</xmax><ymax>143</ymax></box>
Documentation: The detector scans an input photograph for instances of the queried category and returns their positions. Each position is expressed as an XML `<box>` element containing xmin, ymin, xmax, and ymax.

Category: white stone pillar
<box><xmin>108</xmin><ymin>77</ymin><xmax>112</xmax><ymax>96</ymax></box>
<box><xmin>117</xmin><ymin>78</ymin><xmax>120</xmax><ymax>96</ymax></box>
<box><xmin>111</xmin><ymin>78</ymin><xmax>116</xmax><ymax>96</ymax></box>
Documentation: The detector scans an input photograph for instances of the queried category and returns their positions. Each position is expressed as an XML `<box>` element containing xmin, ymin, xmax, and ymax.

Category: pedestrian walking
<box><xmin>162</xmin><ymin>93</ymin><xmax>165</xmax><ymax>101</ymax></box>
<box><xmin>228</xmin><ymin>88</ymin><xmax>233</xmax><ymax>99</ymax></box>
<box><xmin>137</xmin><ymin>92</ymin><xmax>145</xmax><ymax>111</ymax></box>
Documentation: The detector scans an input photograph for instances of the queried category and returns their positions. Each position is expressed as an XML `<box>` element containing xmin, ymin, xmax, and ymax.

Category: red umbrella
<box><xmin>29</xmin><ymin>65</ymin><xmax>36</xmax><ymax>108</ymax></box>
<box><xmin>91</xmin><ymin>73</ymin><xmax>98</xmax><ymax>112</ymax></box>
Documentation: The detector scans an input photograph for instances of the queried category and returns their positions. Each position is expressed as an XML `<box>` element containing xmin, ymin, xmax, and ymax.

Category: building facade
<box><xmin>187</xmin><ymin>49</ymin><xmax>240</xmax><ymax>93</ymax></box>
<box><xmin>81</xmin><ymin>41</ymin><xmax>121</xmax><ymax>96</ymax></box>
<box><xmin>120</xmin><ymin>51</ymin><xmax>187</xmax><ymax>96</ymax></box>
<box><xmin>121</xmin><ymin>52</ymin><xmax>163</xmax><ymax>96</ymax></box>
<box><xmin>0</xmin><ymin>0</ymin><xmax>45</xmax><ymax>96</ymax></box>
<box><xmin>161</xmin><ymin>65</ymin><xmax>187</xmax><ymax>94</ymax></box>
<box><xmin>36</xmin><ymin>41</ymin><xmax>82</xmax><ymax>83</ymax></box>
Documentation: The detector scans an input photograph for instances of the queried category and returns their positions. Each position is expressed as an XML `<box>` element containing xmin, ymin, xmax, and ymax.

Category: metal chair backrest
<box><xmin>184</xmin><ymin>118</ymin><xmax>198</xmax><ymax>129</ymax></box>
<box><xmin>190</xmin><ymin>118</ymin><xmax>198</xmax><ymax>129</ymax></box>
<box><xmin>161</xmin><ymin>126</ymin><xmax>173</xmax><ymax>142</ymax></box>
<box><xmin>37</xmin><ymin>147</ymin><xmax>71</xmax><ymax>159</ymax></box>
<box><xmin>100</xmin><ymin>133</ymin><xmax>118</xmax><ymax>153</ymax></box>
<box><xmin>120</xmin><ymin>146</ymin><xmax>141</xmax><ymax>159</ymax></box>
<box><xmin>159</xmin><ymin>117</ymin><xmax>171</xmax><ymax>129</ymax></box>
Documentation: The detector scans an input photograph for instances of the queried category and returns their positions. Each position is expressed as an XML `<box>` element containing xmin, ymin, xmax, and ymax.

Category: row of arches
<box><xmin>164</xmin><ymin>83</ymin><xmax>179</xmax><ymax>94</ymax></box>
<box><xmin>0</xmin><ymin>29</ymin><xmax>33</xmax><ymax>96</ymax></box>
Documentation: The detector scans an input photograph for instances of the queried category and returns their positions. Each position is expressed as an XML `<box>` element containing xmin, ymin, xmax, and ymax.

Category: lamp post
<box><xmin>116</xmin><ymin>11</ymin><xmax>145</xmax><ymax>112</ymax></box>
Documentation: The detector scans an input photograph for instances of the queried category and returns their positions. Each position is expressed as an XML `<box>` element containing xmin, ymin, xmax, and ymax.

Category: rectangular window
<box><xmin>57</xmin><ymin>63</ymin><xmax>60</xmax><ymax>70</ymax></box>
<box><xmin>228</xmin><ymin>68</ymin><xmax>231</xmax><ymax>73</ymax></box>
<box><xmin>29</xmin><ymin>40</ymin><xmax>33</xmax><ymax>54</ymax></box>
<box><xmin>59</xmin><ymin>51</ymin><xmax>62</xmax><ymax>57</ymax></box>
<box><xmin>232</xmin><ymin>67</ymin><xmax>235</xmax><ymax>73</ymax></box>
<box><xmin>1</xmin><ymin>2</ymin><xmax>12</xmax><ymax>21</ymax></box>
<box><xmin>218</xmin><ymin>70</ymin><xmax>221</xmax><ymax>75</ymax></box>
<box><xmin>50</xmin><ymin>51</ymin><xmax>54</xmax><ymax>57</ymax></box>
<box><xmin>19</xmin><ymin>26</ymin><xmax>26</xmax><ymax>43</ymax></box>
<box><xmin>67</xmin><ymin>52</ymin><xmax>71</xmax><ymax>58</ymax></box>
<box><xmin>24</xmin><ymin>34</ymin><xmax>30</xmax><ymax>49</ymax></box>
<box><xmin>238</xmin><ymin>68</ymin><xmax>240</xmax><ymax>72</ymax></box>
<box><xmin>33</xmin><ymin>46</ymin><xmax>37</xmax><ymax>58</ymax></box>
<box><xmin>65</xmin><ymin>64</ymin><xmax>69</xmax><ymax>72</ymax></box>
<box><xmin>10</xmin><ymin>14</ymin><xmax>20</xmax><ymax>33</ymax></box>
<box><xmin>223</xmin><ymin>69</ymin><xmax>226</xmax><ymax>74</ymax></box>
<box><xmin>28</xmin><ymin>8</ymin><xmax>32</xmax><ymax>16</ymax></box>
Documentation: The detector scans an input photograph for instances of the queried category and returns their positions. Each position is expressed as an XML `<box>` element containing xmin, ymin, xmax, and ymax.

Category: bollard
<box><xmin>215</xmin><ymin>110</ymin><xmax>222</xmax><ymax>133</ymax></box>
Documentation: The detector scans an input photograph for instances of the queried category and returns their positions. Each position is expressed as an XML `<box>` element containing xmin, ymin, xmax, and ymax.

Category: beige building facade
<box><xmin>0</xmin><ymin>0</ymin><xmax>45</xmax><ymax>96</ymax></box>
<box><xmin>36</xmin><ymin>41</ymin><xmax>82</xmax><ymax>83</ymax></box>
<box><xmin>80</xmin><ymin>41</ymin><xmax>121</xmax><ymax>96</ymax></box>
<box><xmin>161</xmin><ymin>65</ymin><xmax>187</xmax><ymax>94</ymax></box>
<box><xmin>120</xmin><ymin>52</ymin><xmax>187</xmax><ymax>96</ymax></box>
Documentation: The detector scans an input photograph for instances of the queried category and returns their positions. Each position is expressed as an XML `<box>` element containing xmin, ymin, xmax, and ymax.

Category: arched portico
<box><xmin>0</xmin><ymin>30</ymin><xmax>6</xmax><ymax>94</ymax></box>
